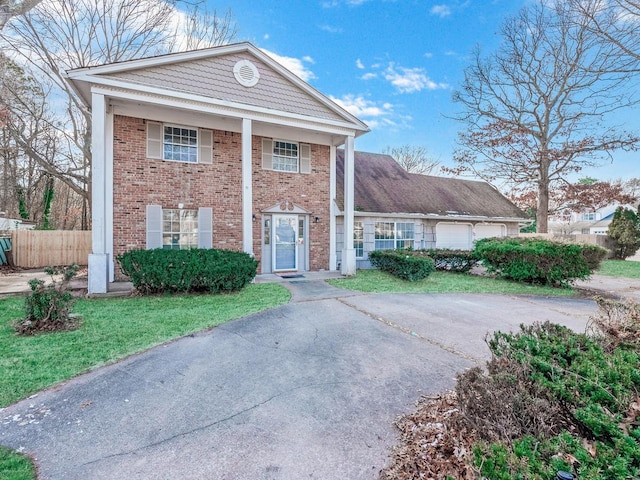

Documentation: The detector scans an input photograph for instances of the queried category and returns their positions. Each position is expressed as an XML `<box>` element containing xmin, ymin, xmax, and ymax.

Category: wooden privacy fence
<box><xmin>11</xmin><ymin>230</ymin><xmax>92</xmax><ymax>268</ymax></box>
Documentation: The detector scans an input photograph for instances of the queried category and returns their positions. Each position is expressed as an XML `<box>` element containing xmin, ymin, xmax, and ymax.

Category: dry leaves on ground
<box><xmin>379</xmin><ymin>391</ymin><xmax>478</xmax><ymax>480</ymax></box>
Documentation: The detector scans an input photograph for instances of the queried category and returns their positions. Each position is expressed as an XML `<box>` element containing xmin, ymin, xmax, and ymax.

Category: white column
<box><xmin>329</xmin><ymin>145</ymin><xmax>337</xmax><ymax>271</ymax></box>
<box><xmin>242</xmin><ymin>118</ymin><xmax>253</xmax><ymax>255</ymax></box>
<box><xmin>341</xmin><ymin>135</ymin><xmax>356</xmax><ymax>275</ymax></box>
<box><xmin>105</xmin><ymin>109</ymin><xmax>114</xmax><ymax>282</ymax></box>
<box><xmin>88</xmin><ymin>91</ymin><xmax>108</xmax><ymax>293</ymax></box>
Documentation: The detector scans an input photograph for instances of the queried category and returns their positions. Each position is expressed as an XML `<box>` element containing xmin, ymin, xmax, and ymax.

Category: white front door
<box><xmin>273</xmin><ymin>215</ymin><xmax>298</xmax><ymax>271</ymax></box>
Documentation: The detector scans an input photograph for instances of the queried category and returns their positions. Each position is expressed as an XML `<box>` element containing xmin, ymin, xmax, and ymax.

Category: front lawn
<box><xmin>597</xmin><ymin>259</ymin><xmax>640</xmax><ymax>278</ymax></box>
<box><xmin>328</xmin><ymin>269</ymin><xmax>577</xmax><ymax>296</ymax></box>
<box><xmin>0</xmin><ymin>447</ymin><xmax>36</xmax><ymax>480</ymax></box>
<box><xmin>0</xmin><ymin>283</ymin><xmax>290</xmax><ymax>408</ymax></box>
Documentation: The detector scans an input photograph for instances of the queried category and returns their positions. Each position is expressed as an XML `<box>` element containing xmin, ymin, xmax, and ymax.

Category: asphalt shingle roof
<box><xmin>336</xmin><ymin>150</ymin><xmax>525</xmax><ymax>219</ymax></box>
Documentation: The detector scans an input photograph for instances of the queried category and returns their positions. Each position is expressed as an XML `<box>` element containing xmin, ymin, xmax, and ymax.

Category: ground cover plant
<box><xmin>597</xmin><ymin>259</ymin><xmax>640</xmax><ymax>279</ymax></box>
<box><xmin>0</xmin><ymin>283</ymin><xmax>289</xmax><ymax>407</ymax></box>
<box><xmin>379</xmin><ymin>298</ymin><xmax>640</xmax><ymax>480</ymax></box>
<box><xmin>328</xmin><ymin>269</ymin><xmax>576</xmax><ymax>296</ymax></box>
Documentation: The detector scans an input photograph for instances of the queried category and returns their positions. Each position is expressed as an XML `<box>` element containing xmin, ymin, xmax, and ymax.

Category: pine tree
<box><xmin>608</xmin><ymin>207</ymin><xmax>640</xmax><ymax>259</ymax></box>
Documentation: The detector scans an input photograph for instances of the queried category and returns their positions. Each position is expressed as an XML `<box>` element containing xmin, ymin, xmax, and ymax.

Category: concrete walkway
<box><xmin>0</xmin><ymin>279</ymin><xmax>596</xmax><ymax>480</ymax></box>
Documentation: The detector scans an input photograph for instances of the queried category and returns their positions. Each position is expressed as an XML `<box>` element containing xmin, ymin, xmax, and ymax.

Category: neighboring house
<box><xmin>0</xmin><ymin>217</ymin><xmax>35</xmax><ymax>231</ymax></box>
<box><xmin>66</xmin><ymin>42</ymin><xmax>369</xmax><ymax>293</ymax></box>
<box><xmin>549</xmin><ymin>204</ymin><xmax>637</xmax><ymax>235</ymax></box>
<box><xmin>335</xmin><ymin>151</ymin><xmax>526</xmax><ymax>268</ymax></box>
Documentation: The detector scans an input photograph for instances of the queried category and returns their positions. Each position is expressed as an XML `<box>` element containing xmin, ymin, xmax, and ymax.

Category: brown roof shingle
<box><xmin>336</xmin><ymin>150</ymin><xmax>525</xmax><ymax>219</ymax></box>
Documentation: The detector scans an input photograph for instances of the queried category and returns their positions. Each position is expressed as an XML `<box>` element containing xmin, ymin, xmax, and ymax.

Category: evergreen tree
<box><xmin>608</xmin><ymin>206</ymin><xmax>640</xmax><ymax>259</ymax></box>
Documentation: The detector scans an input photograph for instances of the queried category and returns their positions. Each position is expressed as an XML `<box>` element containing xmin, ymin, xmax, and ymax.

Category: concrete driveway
<box><xmin>0</xmin><ymin>281</ymin><xmax>596</xmax><ymax>480</ymax></box>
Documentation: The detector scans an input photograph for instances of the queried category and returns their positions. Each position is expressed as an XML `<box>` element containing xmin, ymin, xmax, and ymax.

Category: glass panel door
<box><xmin>273</xmin><ymin>215</ymin><xmax>298</xmax><ymax>271</ymax></box>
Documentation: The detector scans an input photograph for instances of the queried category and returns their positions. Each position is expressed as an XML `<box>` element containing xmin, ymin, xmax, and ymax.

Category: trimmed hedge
<box><xmin>424</xmin><ymin>249</ymin><xmax>478</xmax><ymax>273</ymax></box>
<box><xmin>117</xmin><ymin>248</ymin><xmax>258</xmax><ymax>294</ymax></box>
<box><xmin>473</xmin><ymin>237</ymin><xmax>606</xmax><ymax>286</ymax></box>
<box><xmin>368</xmin><ymin>249</ymin><xmax>435</xmax><ymax>281</ymax></box>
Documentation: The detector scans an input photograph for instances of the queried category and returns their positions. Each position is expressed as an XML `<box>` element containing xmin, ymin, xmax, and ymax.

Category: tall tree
<box><xmin>0</xmin><ymin>0</ymin><xmax>236</xmax><ymax>229</ymax></box>
<box><xmin>451</xmin><ymin>0</ymin><xmax>640</xmax><ymax>233</ymax></box>
<box><xmin>568</xmin><ymin>0</ymin><xmax>640</xmax><ymax>64</ymax></box>
<box><xmin>0</xmin><ymin>0</ymin><xmax>40</xmax><ymax>30</ymax></box>
<box><xmin>383</xmin><ymin>144</ymin><xmax>440</xmax><ymax>175</ymax></box>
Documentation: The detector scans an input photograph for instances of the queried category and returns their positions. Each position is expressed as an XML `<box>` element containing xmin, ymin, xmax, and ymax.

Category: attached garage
<box><xmin>436</xmin><ymin>223</ymin><xmax>473</xmax><ymax>250</ymax></box>
<box><xmin>475</xmin><ymin>223</ymin><xmax>506</xmax><ymax>241</ymax></box>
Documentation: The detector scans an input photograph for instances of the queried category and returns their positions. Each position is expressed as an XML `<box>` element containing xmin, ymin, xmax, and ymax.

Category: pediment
<box><xmin>262</xmin><ymin>201</ymin><xmax>313</xmax><ymax>215</ymax></box>
<box><xmin>96</xmin><ymin>50</ymin><xmax>347</xmax><ymax>123</ymax></box>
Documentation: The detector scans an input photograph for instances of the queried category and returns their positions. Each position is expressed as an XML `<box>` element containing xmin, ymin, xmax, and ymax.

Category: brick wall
<box><xmin>112</xmin><ymin>115</ymin><xmax>331</xmax><ymax>275</ymax></box>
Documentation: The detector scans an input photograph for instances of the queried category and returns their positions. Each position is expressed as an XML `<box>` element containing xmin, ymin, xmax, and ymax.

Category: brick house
<box><xmin>66</xmin><ymin>42</ymin><xmax>369</xmax><ymax>293</ymax></box>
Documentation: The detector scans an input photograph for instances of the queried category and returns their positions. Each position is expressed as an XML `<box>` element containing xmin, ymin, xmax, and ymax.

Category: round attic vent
<box><xmin>233</xmin><ymin>60</ymin><xmax>260</xmax><ymax>87</ymax></box>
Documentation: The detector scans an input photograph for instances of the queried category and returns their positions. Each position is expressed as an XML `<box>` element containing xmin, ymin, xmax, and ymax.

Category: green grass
<box><xmin>0</xmin><ymin>447</ymin><xmax>36</xmax><ymax>480</ymax></box>
<box><xmin>0</xmin><ymin>283</ymin><xmax>290</xmax><ymax>408</ymax></box>
<box><xmin>597</xmin><ymin>259</ymin><xmax>640</xmax><ymax>278</ymax></box>
<box><xmin>328</xmin><ymin>269</ymin><xmax>577</xmax><ymax>296</ymax></box>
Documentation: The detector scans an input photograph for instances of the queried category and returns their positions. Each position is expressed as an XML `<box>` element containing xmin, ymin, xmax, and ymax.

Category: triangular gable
<box><xmin>67</xmin><ymin>42</ymin><xmax>368</xmax><ymax>131</ymax></box>
<box><xmin>261</xmin><ymin>201</ymin><xmax>313</xmax><ymax>214</ymax></box>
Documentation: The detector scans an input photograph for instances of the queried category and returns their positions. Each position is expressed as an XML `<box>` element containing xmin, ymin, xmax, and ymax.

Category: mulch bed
<box><xmin>379</xmin><ymin>391</ymin><xmax>478</xmax><ymax>480</ymax></box>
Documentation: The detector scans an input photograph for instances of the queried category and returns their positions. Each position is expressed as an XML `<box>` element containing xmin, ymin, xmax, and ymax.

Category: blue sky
<box><xmin>217</xmin><ymin>0</ymin><xmax>639</xmax><ymax>182</ymax></box>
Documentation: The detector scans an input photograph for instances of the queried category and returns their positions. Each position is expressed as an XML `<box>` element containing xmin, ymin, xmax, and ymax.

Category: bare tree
<box><xmin>0</xmin><ymin>0</ymin><xmax>41</xmax><ymax>30</ymax></box>
<box><xmin>451</xmin><ymin>0</ymin><xmax>640</xmax><ymax>233</ymax></box>
<box><xmin>0</xmin><ymin>0</ymin><xmax>237</xmax><ymax>228</ymax></box>
<box><xmin>383</xmin><ymin>144</ymin><xmax>440</xmax><ymax>175</ymax></box>
<box><xmin>568</xmin><ymin>0</ymin><xmax>640</xmax><ymax>64</ymax></box>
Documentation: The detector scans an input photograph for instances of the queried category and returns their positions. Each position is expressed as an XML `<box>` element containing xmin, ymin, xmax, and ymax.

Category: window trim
<box><xmin>146</xmin><ymin>121</ymin><xmax>213</xmax><ymax>164</ymax></box>
<box><xmin>162</xmin><ymin>124</ymin><xmax>199</xmax><ymax>164</ymax></box>
<box><xmin>272</xmin><ymin>139</ymin><xmax>300</xmax><ymax>173</ymax></box>
<box><xmin>354</xmin><ymin>221</ymin><xmax>364</xmax><ymax>258</ymax></box>
<box><xmin>374</xmin><ymin>221</ymin><xmax>415</xmax><ymax>250</ymax></box>
<box><xmin>162</xmin><ymin>208</ymin><xmax>199</xmax><ymax>250</ymax></box>
<box><xmin>261</xmin><ymin>138</ymin><xmax>312</xmax><ymax>174</ymax></box>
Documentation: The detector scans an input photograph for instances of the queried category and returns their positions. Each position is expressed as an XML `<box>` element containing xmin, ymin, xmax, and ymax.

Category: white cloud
<box><xmin>383</xmin><ymin>63</ymin><xmax>448</xmax><ymax>93</ymax></box>
<box><xmin>361</xmin><ymin>72</ymin><xmax>377</xmax><ymax>80</ymax></box>
<box><xmin>322</xmin><ymin>0</ymin><xmax>370</xmax><ymax>6</ymax></box>
<box><xmin>263</xmin><ymin>34</ymin><xmax>270</xmax><ymax>40</ymax></box>
<box><xmin>424</xmin><ymin>52</ymin><xmax>433</xmax><ymax>58</ymax></box>
<box><xmin>320</xmin><ymin>24</ymin><xmax>343</xmax><ymax>33</ymax></box>
<box><xmin>261</xmin><ymin>49</ymin><xmax>316</xmax><ymax>81</ymax></box>
<box><xmin>430</xmin><ymin>4</ymin><xmax>452</xmax><ymax>18</ymax></box>
<box><xmin>329</xmin><ymin>94</ymin><xmax>393</xmax><ymax>119</ymax></box>
<box><xmin>356</xmin><ymin>58</ymin><xmax>365</xmax><ymax>69</ymax></box>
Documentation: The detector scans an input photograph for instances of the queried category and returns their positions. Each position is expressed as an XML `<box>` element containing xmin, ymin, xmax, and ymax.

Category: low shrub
<box><xmin>459</xmin><ymin>317</ymin><xmax>640</xmax><ymax>480</ymax></box>
<box><xmin>368</xmin><ymin>249</ymin><xmax>435</xmax><ymax>281</ymax></box>
<box><xmin>15</xmin><ymin>264</ymin><xmax>80</xmax><ymax>335</ymax></box>
<box><xmin>473</xmin><ymin>237</ymin><xmax>606</xmax><ymax>286</ymax></box>
<box><xmin>424</xmin><ymin>249</ymin><xmax>478</xmax><ymax>273</ymax></box>
<box><xmin>117</xmin><ymin>248</ymin><xmax>258</xmax><ymax>294</ymax></box>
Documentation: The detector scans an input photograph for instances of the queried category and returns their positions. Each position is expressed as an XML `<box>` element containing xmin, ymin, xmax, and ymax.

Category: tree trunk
<box><xmin>537</xmin><ymin>180</ymin><xmax>550</xmax><ymax>233</ymax></box>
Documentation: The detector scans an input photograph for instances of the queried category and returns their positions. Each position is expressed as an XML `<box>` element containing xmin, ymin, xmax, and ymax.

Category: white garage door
<box><xmin>436</xmin><ymin>223</ymin><xmax>473</xmax><ymax>250</ymax></box>
<box><xmin>475</xmin><ymin>224</ymin><xmax>506</xmax><ymax>241</ymax></box>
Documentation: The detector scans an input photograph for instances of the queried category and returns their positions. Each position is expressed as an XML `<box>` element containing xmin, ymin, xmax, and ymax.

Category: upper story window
<box><xmin>164</xmin><ymin>126</ymin><xmax>198</xmax><ymax>163</ymax></box>
<box><xmin>273</xmin><ymin>141</ymin><xmax>299</xmax><ymax>172</ymax></box>
<box><xmin>262</xmin><ymin>138</ymin><xmax>311</xmax><ymax>174</ymax></box>
<box><xmin>374</xmin><ymin>222</ymin><xmax>414</xmax><ymax>250</ymax></box>
<box><xmin>147</xmin><ymin>121</ymin><xmax>213</xmax><ymax>164</ymax></box>
<box><xmin>582</xmin><ymin>212</ymin><xmax>597</xmax><ymax>221</ymax></box>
